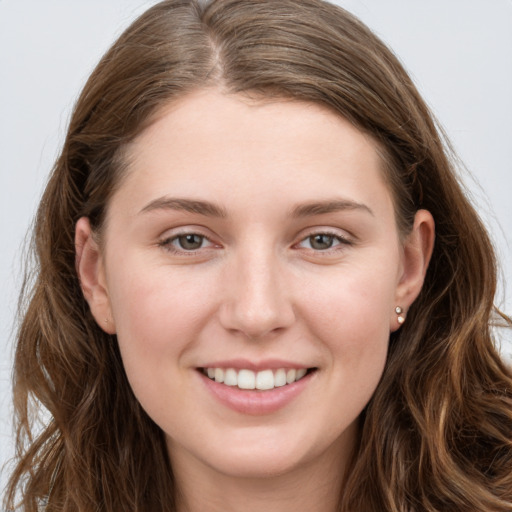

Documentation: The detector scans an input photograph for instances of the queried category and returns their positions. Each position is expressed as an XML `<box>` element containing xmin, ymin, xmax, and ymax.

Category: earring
<box><xmin>395</xmin><ymin>306</ymin><xmax>405</xmax><ymax>325</ymax></box>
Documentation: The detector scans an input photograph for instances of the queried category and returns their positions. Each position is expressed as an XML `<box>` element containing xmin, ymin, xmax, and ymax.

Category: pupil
<box><xmin>311</xmin><ymin>234</ymin><xmax>333</xmax><ymax>250</ymax></box>
<box><xmin>179</xmin><ymin>234</ymin><xmax>203</xmax><ymax>250</ymax></box>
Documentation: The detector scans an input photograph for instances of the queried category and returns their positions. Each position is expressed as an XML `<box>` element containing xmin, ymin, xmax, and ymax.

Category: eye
<box><xmin>175</xmin><ymin>234</ymin><xmax>206</xmax><ymax>250</ymax></box>
<box><xmin>297</xmin><ymin>232</ymin><xmax>350</xmax><ymax>251</ymax></box>
<box><xmin>159</xmin><ymin>232</ymin><xmax>215</xmax><ymax>253</ymax></box>
<box><xmin>307</xmin><ymin>234</ymin><xmax>337</xmax><ymax>250</ymax></box>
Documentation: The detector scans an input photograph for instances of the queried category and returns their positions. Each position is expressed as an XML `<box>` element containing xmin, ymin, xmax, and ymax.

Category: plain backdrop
<box><xmin>1</xmin><ymin>0</ymin><xmax>511</xmax><ymax>493</ymax></box>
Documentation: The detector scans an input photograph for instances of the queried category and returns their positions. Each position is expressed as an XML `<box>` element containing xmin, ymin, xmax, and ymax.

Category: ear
<box><xmin>75</xmin><ymin>217</ymin><xmax>116</xmax><ymax>334</ymax></box>
<box><xmin>392</xmin><ymin>209</ymin><xmax>435</xmax><ymax>331</ymax></box>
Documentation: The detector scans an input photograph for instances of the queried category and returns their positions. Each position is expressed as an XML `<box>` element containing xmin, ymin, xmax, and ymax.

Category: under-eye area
<box><xmin>200</xmin><ymin>367</ymin><xmax>318</xmax><ymax>391</ymax></box>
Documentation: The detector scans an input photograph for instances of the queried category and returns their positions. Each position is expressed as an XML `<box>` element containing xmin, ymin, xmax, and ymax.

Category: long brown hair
<box><xmin>5</xmin><ymin>1</ymin><xmax>512</xmax><ymax>510</ymax></box>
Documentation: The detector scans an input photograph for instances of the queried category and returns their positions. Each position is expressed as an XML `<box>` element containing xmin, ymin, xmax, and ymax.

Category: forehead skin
<box><xmin>108</xmin><ymin>89</ymin><xmax>393</xmax><ymax>236</ymax></box>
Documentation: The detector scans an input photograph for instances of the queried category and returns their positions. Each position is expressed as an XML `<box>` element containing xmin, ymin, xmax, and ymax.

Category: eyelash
<box><xmin>158</xmin><ymin>232</ymin><xmax>216</xmax><ymax>255</ymax></box>
<box><xmin>158</xmin><ymin>229</ymin><xmax>352</xmax><ymax>256</ymax></box>
<box><xmin>295</xmin><ymin>231</ymin><xmax>353</xmax><ymax>253</ymax></box>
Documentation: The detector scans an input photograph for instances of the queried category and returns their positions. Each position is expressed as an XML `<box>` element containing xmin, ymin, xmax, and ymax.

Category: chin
<box><xmin>206</xmin><ymin>449</ymin><xmax>308</xmax><ymax>480</ymax></box>
<box><xmin>189</xmin><ymin>424</ymin><xmax>346</xmax><ymax>481</ymax></box>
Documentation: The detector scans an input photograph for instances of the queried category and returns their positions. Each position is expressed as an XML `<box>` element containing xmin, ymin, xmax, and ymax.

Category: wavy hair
<box><xmin>5</xmin><ymin>0</ymin><xmax>512</xmax><ymax>510</ymax></box>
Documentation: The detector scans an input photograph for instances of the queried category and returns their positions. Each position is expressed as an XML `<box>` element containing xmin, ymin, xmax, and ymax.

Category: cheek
<box><xmin>105</xmin><ymin>263</ymin><xmax>218</xmax><ymax>419</ymax></box>
<box><xmin>110</xmin><ymin>259</ymin><xmax>205</xmax><ymax>327</ymax></box>
<box><xmin>299</xmin><ymin>260</ymin><xmax>397</xmax><ymax>387</ymax></box>
<box><xmin>301</xmin><ymin>261</ymin><xmax>397</xmax><ymax>340</ymax></box>
<box><xmin>106</xmin><ymin>261</ymin><xmax>217</xmax><ymax>374</ymax></box>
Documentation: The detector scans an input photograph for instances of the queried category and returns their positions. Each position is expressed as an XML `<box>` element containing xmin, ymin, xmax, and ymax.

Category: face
<box><xmin>78</xmin><ymin>89</ymin><xmax>432</xmax><ymax>481</ymax></box>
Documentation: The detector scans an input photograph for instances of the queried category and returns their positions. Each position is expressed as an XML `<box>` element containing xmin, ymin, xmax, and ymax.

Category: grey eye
<box><xmin>176</xmin><ymin>234</ymin><xmax>205</xmax><ymax>250</ymax></box>
<box><xmin>308</xmin><ymin>234</ymin><xmax>336</xmax><ymax>250</ymax></box>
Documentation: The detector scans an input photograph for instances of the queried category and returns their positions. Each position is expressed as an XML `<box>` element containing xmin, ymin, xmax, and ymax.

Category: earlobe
<box><xmin>75</xmin><ymin>217</ymin><xmax>116</xmax><ymax>334</ymax></box>
<box><xmin>392</xmin><ymin>209</ymin><xmax>435</xmax><ymax>331</ymax></box>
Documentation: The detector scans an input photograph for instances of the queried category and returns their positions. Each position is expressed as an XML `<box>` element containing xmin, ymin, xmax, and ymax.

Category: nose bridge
<box><xmin>220</xmin><ymin>239</ymin><xmax>294</xmax><ymax>339</ymax></box>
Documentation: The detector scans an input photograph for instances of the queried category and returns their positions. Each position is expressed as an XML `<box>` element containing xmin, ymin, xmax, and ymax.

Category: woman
<box><xmin>5</xmin><ymin>0</ymin><xmax>512</xmax><ymax>510</ymax></box>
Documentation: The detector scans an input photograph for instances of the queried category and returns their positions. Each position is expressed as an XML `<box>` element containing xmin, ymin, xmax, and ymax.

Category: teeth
<box><xmin>214</xmin><ymin>368</ymin><xmax>224</xmax><ymax>383</ymax></box>
<box><xmin>238</xmin><ymin>369</ymin><xmax>256</xmax><ymax>389</ymax></box>
<box><xmin>286</xmin><ymin>369</ymin><xmax>296</xmax><ymax>384</ymax></box>
<box><xmin>274</xmin><ymin>368</ymin><xmax>287</xmax><ymax>387</ymax></box>
<box><xmin>256</xmin><ymin>369</ymin><xmax>274</xmax><ymax>390</ymax></box>
<box><xmin>224</xmin><ymin>368</ymin><xmax>237</xmax><ymax>386</ymax></box>
<box><xmin>296</xmin><ymin>368</ymin><xmax>307</xmax><ymax>380</ymax></box>
<box><xmin>204</xmin><ymin>367</ymin><xmax>311</xmax><ymax>390</ymax></box>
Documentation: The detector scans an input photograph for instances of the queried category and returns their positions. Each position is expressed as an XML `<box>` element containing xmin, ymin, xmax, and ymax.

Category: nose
<box><xmin>219</xmin><ymin>247</ymin><xmax>296</xmax><ymax>340</ymax></box>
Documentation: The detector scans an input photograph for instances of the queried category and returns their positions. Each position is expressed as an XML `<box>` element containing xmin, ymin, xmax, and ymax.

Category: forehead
<box><xmin>126</xmin><ymin>90</ymin><xmax>382</xmax><ymax>170</ymax></box>
<box><xmin>111</xmin><ymin>88</ymin><xmax>393</xmax><ymax>220</ymax></box>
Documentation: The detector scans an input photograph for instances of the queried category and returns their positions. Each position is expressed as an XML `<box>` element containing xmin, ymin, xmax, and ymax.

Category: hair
<box><xmin>5</xmin><ymin>0</ymin><xmax>512</xmax><ymax>510</ymax></box>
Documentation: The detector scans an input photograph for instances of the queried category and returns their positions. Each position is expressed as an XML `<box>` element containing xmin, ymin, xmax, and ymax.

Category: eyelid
<box><xmin>294</xmin><ymin>227</ymin><xmax>354</xmax><ymax>251</ymax></box>
<box><xmin>157</xmin><ymin>226</ymin><xmax>221</xmax><ymax>255</ymax></box>
<box><xmin>156</xmin><ymin>225</ymin><xmax>353</xmax><ymax>255</ymax></box>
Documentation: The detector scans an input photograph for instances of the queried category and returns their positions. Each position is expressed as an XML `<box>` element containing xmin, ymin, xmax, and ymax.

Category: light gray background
<box><xmin>1</xmin><ymin>0</ymin><xmax>511</xmax><ymax>494</ymax></box>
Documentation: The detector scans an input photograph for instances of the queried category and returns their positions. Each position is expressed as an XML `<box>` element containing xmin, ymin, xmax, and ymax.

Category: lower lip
<box><xmin>198</xmin><ymin>370</ymin><xmax>315</xmax><ymax>415</ymax></box>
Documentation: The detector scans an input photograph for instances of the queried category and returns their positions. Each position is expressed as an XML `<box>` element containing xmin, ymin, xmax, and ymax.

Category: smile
<box><xmin>202</xmin><ymin>367</ymin><xmax>311</xmax><ymax>391</ymax></box>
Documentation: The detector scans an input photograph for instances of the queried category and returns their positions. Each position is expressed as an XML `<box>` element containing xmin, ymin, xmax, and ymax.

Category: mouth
<box><xmin>200</xmin><ymin>367</ymin><xmax>317</xmax><ymax>391</ymax></box>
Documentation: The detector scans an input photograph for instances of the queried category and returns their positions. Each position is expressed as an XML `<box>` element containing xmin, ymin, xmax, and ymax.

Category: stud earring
<box><xmin>395</xmin><ymin>306</ymin><xmax>405</xmax><ymax>325</ymax></box>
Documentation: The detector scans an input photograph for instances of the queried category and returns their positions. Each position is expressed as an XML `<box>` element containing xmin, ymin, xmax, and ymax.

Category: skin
<box><xmin>76</xmin><ymin>89</ymin><xmax>434</xmax><ymax>512</ymax></box>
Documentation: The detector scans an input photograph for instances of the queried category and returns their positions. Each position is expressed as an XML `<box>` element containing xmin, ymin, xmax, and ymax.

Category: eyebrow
<box><xmin>139</xmin><ymin>197</ymin><xmax>227</xmax><ymax>217</ymax></box>
<box><xmin>139</xmin><ymin>196</ymin><xmax>373</xmax><ymax>219</ymax></box>
<box><xmin>291</xmin><ymin>199</ymin><xmax>374</xmax><ymax>217</ymax></box>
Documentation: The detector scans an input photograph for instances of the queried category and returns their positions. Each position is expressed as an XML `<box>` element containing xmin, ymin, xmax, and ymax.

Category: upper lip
<box><xmin>198</xmin><ymin>358</ymin><xmax>313</xmax><ymax>371</ymax></box>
